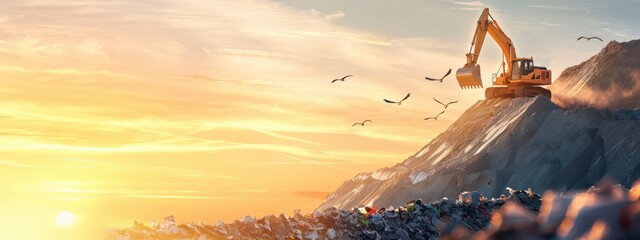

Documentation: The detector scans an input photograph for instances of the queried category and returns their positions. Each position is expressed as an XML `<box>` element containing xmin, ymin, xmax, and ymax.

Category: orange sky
<box><xmin>0</xmin><ymin>0</ymin><xmax>626</xmax><ymax>239</ymax></box>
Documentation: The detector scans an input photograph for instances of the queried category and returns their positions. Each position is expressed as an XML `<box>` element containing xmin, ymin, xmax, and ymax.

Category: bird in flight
<box><xmin>424</xmin><ymin>111</ymin><xmax>445</xmax><ymax>121</ymax></box>
<box><xmin>425</xmin><ymin>68</ymin><xmax>452</xmax><ymax>82</ymax></box>
<box><xmin>433</xmin><ymin>98</ymin><xmax>458</xmax><ymax>109</ymax></box>
<box><xmin>384</xmin><ymin>93</ymin><xmax>411</xmax><ymax>105</ymax></box>
<box><xmin>577</xmin><ymin>36</ymin><xmax>603</xmax><ymax>42</ymax></box>
<box><xmin>331</xmin><ymin>75</ymin><xmax>353</xmax><ymax>83</ymax></box>
<box><xmin>352</xmin><ymin>119</ymin><xmax>372</xmax><ymax>127</ymax></box>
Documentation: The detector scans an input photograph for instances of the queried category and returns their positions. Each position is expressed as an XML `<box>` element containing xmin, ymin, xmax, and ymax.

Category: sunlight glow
<box><xmin>55</xmin><ymin>211</ymin><xmax>75</xmax><ymax>228</ymax></box>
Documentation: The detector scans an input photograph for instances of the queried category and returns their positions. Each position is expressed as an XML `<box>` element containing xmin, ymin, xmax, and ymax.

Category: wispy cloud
<box><xmin>451</xmin><ymin>1</ymin><xmax>483</xmax><ymax>11</ymax></box>
<box><xmin>168</xmin><ymin>74</ymin><xmax>285</xmax><ymax>88</ymax></box>
<box><xmin>541</xmin><ymin>22</ymin><xmax>561</xmax><ymax>27</ymax></box>
<box><xmin>614</xmin><ymin>31</ymin><xmax>629</xmax><ymax>38</ymax></box>
<box><xmin>116</xmin><ymin>195</ymin><xmax>229</xmax><ymax>199</ymax></box>
<box><xmin>55</xmin><ymin>157</ymin><xmax>240</xmax><ymax>180</ymax></box>
<box><xmin>451</xmin><ymin>7</ymin><xmax>483</xmax><ymax>11</ymax></box>
<box><xmin>453</xmin><ymin>1</ymin><xmax>483</xmax><ymax>7</ymax></box>
<box><xmin>526</xmin><ymin>5</ymin><xmax>583</xmax><ymax>11</ymax></box>
<box><xmin>301</xmin><ymin>9</ymin><xmax>345</xmax><ymax>21</ymax></box>
<box><xmin>216</xmin><ymin>48</ymin><xmax>299</xmax><ymax>59</ymax></box>
<box><xmin>291</xmin><ymin>191</ymin><xmax>332</xmax><ymax>200</ymax></box>
<box><xmin>324</xmin><ymin>10</ymin><xmax>345</xmax><ymax>20</ymax></box>
<box><xmin>0</xmin><ymin>160</ymin><xmax>39</xmax><ymax>168</ymax></box>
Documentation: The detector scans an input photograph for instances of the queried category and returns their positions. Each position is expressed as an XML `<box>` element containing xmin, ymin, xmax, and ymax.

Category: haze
<box><xmin>0</xmin><ymin>0</ymin><xmax>638</xmax><ymax>239</ymax></box>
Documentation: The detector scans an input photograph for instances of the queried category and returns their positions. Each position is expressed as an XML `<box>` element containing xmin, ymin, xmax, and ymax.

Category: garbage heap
<box><xmin>111</xmin><ymin>188</ymin><xmax>534</xmax><ymax>240</ymax></box>
<box><xmin>452</xmin><ymin>182</ymin><xmax>640</xmax><ymax>240</ymax></box>
<box><xmin>111</xmin><ymin>183</ymin><xmax>639</xmax><ymax>240</ymax></box>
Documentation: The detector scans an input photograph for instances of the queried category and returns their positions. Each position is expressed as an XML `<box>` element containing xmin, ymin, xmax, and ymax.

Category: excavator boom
<box><xmin>456</xmin><ymin>8</ymin><xmax>516</xmax><ymax>89</ymax></box>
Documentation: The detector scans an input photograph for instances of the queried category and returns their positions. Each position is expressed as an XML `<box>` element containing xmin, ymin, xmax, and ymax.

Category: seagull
<box><xmin>577</xmin><ymin>36</ymin><xmax>603</xmax><ymax>42</ymax></box>
<box><xmin>424</xmin><ymin>111</ymin><xmax>445</xmax><ymax>121</ymax></box>
<box><xmin>331</xmin><ymin>75</ymin><xmax>353</xmax><ymax>83</ymax></box>
<box><xmin>425</xmin><ymin>68</ymin><xmax>452</xmax><ymax>82</ymax></box>
<box><xmin>384</xmin><ymin>93</ymin><xmax>411</xmax><ymax>105</ymax></box>
<box><xmin>433</xmin><ymin>98</ymin><xmax>458</xmax><ymax>109</ymax></box>
<box><xmin>352</xmin><ymin>119</ymin><xmax>372</xmax><ymax>127</ymax></box>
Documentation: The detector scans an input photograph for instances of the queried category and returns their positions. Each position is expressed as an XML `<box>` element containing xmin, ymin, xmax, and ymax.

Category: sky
<box><xmin>0</xmin><ymin>0</ymin><xmax>638</xmax><ymax>239</ymax></box>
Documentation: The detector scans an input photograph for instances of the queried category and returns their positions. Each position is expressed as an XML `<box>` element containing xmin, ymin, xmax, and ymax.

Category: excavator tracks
<box><xmin>486</xmin><ymin>86</ymin><xmax>551</xmax><ymax>99</ymax></box>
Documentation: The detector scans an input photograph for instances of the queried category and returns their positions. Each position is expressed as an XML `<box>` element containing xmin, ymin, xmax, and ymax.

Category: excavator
<box><xmin>456</xmin><ymin>8</ymin><xmax>552</xmax><ymax>99</ymax></box>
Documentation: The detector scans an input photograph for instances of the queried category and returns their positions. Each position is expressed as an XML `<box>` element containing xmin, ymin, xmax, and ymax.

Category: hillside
<box><xmin>318</xmin><ymin>96</ymin><xmax>640</xmax><ymax>210</ymax></box>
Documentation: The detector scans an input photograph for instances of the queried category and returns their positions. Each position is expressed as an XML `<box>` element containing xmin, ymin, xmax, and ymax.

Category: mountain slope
<box><xmin>318</xmin><ymin>96</ymin><xmax>640</xmax><ymax>210</ymax></box>
<box><xmin>550</xmin><ymin>39</ymin><xmax>640</xmax><ymax>109</ymax></box>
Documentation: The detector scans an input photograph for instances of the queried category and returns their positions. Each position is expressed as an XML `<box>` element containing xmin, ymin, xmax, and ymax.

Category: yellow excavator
<box><xmin>456</xmin><ymin>8</ymin><xmax>552</xmax><ymax>99</ymax></box>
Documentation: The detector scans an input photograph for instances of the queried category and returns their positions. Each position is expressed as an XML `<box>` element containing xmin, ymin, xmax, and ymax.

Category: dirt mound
<box><xmin>550</xmin><ymin>39</ymin><xmax>640</xmax><ymax>109</ymax></box>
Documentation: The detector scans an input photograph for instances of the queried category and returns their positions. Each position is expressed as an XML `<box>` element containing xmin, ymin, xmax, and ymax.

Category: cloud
<box><xmin>450</xmin><ymin>1</ymin><xmax>483</xmax><ymax>11</ymax></box>
<box><xmin>216</xmin><ymin>48</ymin><xmax>299</xmax><ymax>59</ymax></box>
<box><xmin>291</xmin><ymin>191</ymin><xmax>332</xmax><ymax>200</ymax></box>
<box><xmin>0</xmin><ymin>160</ymin><xmax>39</xmax><ymax>168</ymax></box>
<box><xmin>324</xmin><ymin>10</ymin><xmax>345</xmax><ymax>20</ymax></box>
<box><xmin>55</xmin><ymin>157</ymin><xmax>240</xmax><ymax>180</ymax></box>
<box><xmin>614</xmin><ymin>31</ymin><xmax>629</xmax><ymax>38</ymax></box>
<box><xmin>301</xmin><ymin>9</ymin><xmax>345</xmax><ymax>21</ymax></box>
<box><xmin>453</xmin><ymin>1</ymin><xmax>483</xmax><ymax>7</ymax></box>
<box><xmin>116</xmin><ymin>195</ymin><xmax>228</xmax><ymax>199</ymax></box>
<box><xmin>541</xmin><ymin>22</ymin><xmax>561</xmax><ymax>27</ymax></box>
<box><xmin>168</xmin><ymin>74</ymin><xmax>285</xmax><ymax>88</ymax></box>
<box><xmin>451</xmin><ymin>7</ymin><xmax>483</xmax><ymax>11</ymax></box>
<box><xmin>526</xmin><ymin>5</ymin><xmax>583</xmax><ymax>11</ymax></box>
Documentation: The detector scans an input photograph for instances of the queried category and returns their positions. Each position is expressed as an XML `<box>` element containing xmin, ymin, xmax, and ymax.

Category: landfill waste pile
<box><xmin>110</xmin><ymin>188</ymin><xmax>534</xmax><ymax>240</ymax></box>
<box><xmin>110</xmin><ymin>182</ymin><xmax>640</xmax><ymax>239</ymax></box>
<box><xmin>550</xmin><ymin>39</ymin><xmax>640</xmax><ymax>109</ymax></box>
<box><xmin>319</xmin><ymin>96</ymin><xmax>640</xmax><ymax>211</ymax></box>
<box><xmin>443</xmin><ymin>180</ymin><xmax>640</xmax><ymax>240</ymax></box>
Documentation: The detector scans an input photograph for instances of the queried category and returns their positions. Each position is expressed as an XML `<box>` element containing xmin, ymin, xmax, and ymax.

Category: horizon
<box><xmin>1</xmin><ymin>0</ymin><xmax>639</xmax><ymax>239</ymax></box>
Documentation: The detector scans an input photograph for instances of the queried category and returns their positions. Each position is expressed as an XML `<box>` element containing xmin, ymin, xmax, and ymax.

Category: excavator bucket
<box><xmin>456</xmin><ymin>64</ymin><xmax>483</xmax><ymax>89</ymax></box>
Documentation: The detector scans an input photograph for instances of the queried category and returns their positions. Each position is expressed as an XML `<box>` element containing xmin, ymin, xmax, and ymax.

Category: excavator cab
<box><xmin>511</xmin><ymin>58</ymin><xmax>534</xmax><ymax>80</ymax></box>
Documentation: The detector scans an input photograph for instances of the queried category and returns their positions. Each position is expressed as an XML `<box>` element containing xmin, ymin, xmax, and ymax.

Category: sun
<box><xmin>55</xmin><ymin>211</ymin><xmax>75</xmax><ymax>228</ymax></box>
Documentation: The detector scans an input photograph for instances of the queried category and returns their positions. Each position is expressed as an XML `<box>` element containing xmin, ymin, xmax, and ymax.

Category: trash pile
<box><xmin>111</xmin><ymin>188</ymin><xmax>536</xmax><ymax>240</ymax></box>
<box><xmin>110</xmin><ymin>182</ymin><xmax>639</xmax><ymax>240</ymax></box>
<box><xmin>448</xmin><ymin>180</ymin><xmax>640</xmax><ymax>240</ymax></box>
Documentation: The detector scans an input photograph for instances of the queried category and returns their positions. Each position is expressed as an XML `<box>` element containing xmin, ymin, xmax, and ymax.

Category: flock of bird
<box><xmin>331</xmin><ymin>69</ymin><xmax>458</xmax><ymax>127</ymax></box>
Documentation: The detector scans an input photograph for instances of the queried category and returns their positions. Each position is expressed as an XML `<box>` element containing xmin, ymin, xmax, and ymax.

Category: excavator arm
<box><xmin>457</xmin><ymin>8</ymin><xmax>517</xmax><ymax>88</ymax></box>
